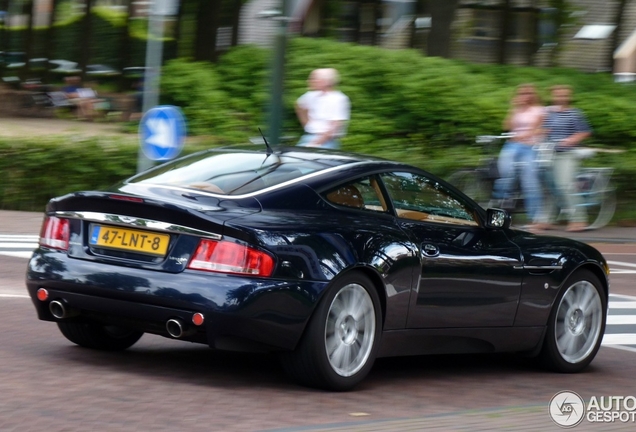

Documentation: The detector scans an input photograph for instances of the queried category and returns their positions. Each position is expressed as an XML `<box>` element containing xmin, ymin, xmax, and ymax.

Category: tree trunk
<box><xmin>0</xmin><ymin>0</ymin><xmax>9</xmax><ymax>53</ymax></box>
<box><xmin>194</xmin><ymin>0</ymin><xmax>222</xmax><ymax>62</ymax></box>
<box><xmin>548</xmin><ymin>0</ymin><xmax>568</xmax><ymax>67</ymax></box>
<box><xmin>497</xmin><ymin>0</ymin><xmax>512</xmax><ymax>64</ymax></box>
<box><xmin>610</xmin><ymin>0</ymin><xmax>629</xmax><ymax>71</ymax></box>
<box><xmin>427</xmin><ymin>0</ymin><xmax>458</xmax><ymax>58</ymax></box>
<box><xmin>230</xmin><ymin>0</ymin><xmax>242</xmax><ymax>47</ymax></box>
<box><xmin>20</xmin><ymin>0</ymin><xmax>35</xmax><ymax>81</ymax></box>
<box><xmin>172</xmin><ymin>0</ymin><xmax>184</xmax><ymax>57</ymax></box>
<box><xmin>116</xmin><ymin>0</ymin><xmax>135</xmax><ymax>91</ymax></box>
<box><xmin>80</xmin><ymin>0</ymin><xmax>95</xmax><ymax>82</ymax></box>
<box><xmin>43</xmin><ymin>0</ymin><xmax>61</xmax><ymax>84</ymax></box>
<box><xmin>371</xmin><ymin>0</ymin><xmax>382</xmax><ymax>46</ymax></box>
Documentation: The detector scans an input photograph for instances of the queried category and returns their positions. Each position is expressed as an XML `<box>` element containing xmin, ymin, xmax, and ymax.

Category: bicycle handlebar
<box><xmin>476</xmin><ymin>133</ymin><xmax>515</xmax><ymax>143</ymax></box>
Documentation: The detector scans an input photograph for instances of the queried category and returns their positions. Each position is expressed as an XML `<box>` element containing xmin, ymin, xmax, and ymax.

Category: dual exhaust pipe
<box><xmin>47</xmin><ymin>297</ymin><xmax>200</xmax><ymax>340</ymax></box>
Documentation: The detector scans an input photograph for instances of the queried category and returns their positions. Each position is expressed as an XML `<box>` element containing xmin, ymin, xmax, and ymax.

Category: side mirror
<box><xmin>485</xmin><ymin>208</ymin><xmax>511</xmax><ymax>229</ymax></box>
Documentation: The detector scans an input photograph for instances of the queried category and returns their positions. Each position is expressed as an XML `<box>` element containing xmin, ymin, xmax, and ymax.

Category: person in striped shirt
<box><xmin>543</xmin><ymin>85</ymin><xmax>592</xmax><ymax>232</ymax></box>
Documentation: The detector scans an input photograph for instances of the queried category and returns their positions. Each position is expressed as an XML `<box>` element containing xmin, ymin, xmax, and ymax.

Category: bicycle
<box><xmin>447</xmin><ymin>135</ymin><xmax>616</xmax><ymax>230</ymax></box>
<box><xmin>447</xmin><ymin>134</ymin><xmax>517</xmax><ymax>210</ymax></box>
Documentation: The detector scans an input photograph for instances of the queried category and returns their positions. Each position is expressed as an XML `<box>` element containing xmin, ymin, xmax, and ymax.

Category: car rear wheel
<box><xmin>57</xmin><ymin>321</ymin><xmax>143</xmax><ymax>351</ymax></box>
<box><xmin>540</xmin><ymin>269</ymin><xmax>606</xmax><ymax>372</ymax></box>
<box><xmin>281</xmin><ymin>272</ymin><xmax>382</xmax><ymax>391</ymax></box>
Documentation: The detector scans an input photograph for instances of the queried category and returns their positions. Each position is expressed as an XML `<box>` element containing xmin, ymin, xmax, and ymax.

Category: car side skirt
<box><xmin>377</xmin><ymin>326</ymin><xmax>545</xmax><ymax>358</ymax></box>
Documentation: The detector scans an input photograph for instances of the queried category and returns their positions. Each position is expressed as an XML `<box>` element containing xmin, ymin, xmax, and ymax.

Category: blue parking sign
<box><xmin>139</xmin><ymin>105</ymin><xmax>186</xmax><ymax>161</ymax></box>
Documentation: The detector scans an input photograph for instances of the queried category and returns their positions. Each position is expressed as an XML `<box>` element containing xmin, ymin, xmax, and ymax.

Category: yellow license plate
<box><xmin>89</xmin><ymin>225</ymin><xmax>170</xmax><ymax>256</ymax></box>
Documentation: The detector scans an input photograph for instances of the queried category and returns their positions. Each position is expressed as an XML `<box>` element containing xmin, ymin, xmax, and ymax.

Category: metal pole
<box><xmin>137</xmin><ymin>1</ymin><xmax>166</xmax><ymax>173</ymax></box>
<box><xmin>267</xmin><ymin>0</ymin><xmax>290</xmax><ymax>146</ymax></box>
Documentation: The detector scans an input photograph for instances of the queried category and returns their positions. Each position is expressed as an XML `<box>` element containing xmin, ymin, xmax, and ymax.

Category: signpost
<box><xmin>139</xmin><ymin>105</ymin><xmax>186</xmax><ymax>162</ymax></box>
<box><xmin>137</xmin><ymin>0</ymin><xmax>180</xmax><ymax>172</ymax></box>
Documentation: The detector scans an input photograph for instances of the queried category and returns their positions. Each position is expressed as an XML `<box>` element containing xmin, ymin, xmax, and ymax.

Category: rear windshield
<box><xmin>128</xmin><ymin>150</ymin><xmax>350</xmax><ymax>195</ymax></box>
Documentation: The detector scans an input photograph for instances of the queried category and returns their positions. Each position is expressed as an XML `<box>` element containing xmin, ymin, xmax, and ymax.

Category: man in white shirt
<box><xmin>295</xmin><ymin>68</ymin><xmax>350</xmax><ymax>149</ymax></box>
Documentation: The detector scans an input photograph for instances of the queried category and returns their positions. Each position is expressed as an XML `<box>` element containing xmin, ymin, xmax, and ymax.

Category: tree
<box><xmin>80</xmin><ymin>0</ymin><xmax>95</xmax><ymax>81</ymax></box>
<box><xmin>610</xmin><ymin>0</ymin><xmax>630</xmax><ymax>71</ymax></box>
<box><xmin>193</xmin><ymin>0</ymin><xmax>222</xmax><ymax>62</ymax></box>
<box><xmin>497</xmin><ymin>0</ymin><xmax>512</xmax><ymax>64</ymax></box>
<box><xmin>418</xmin><ymin>0</ymin><xmax>459</xmax><ymax>58</ymax></box>
<box><xmin>117</xmin><ymin>0</ymin><xmax>136</xmax><ymax>90</ymax></box>
<box><xmin>43</xmin><ymin>0</ymin><xmax>61</xmax><ymax>83</ymax></box>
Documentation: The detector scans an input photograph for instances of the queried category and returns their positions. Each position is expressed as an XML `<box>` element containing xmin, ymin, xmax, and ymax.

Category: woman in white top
<box><xmin>493</xmin><ymin>84</ymin><xmax>546</xmax><ymax>229</ymax></box>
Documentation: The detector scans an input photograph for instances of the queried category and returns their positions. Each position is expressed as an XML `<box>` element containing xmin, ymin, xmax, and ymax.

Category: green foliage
<box><xmin>0</xmin><ymin>136</ymin><xmax>139</xmax><ymax>211</ymax></box>
<box><xmin>160</xmin><ymin>37</ymin><xmax>636</xmax><ymax>152</ymax></box>
<box><xmin>1</xmin><ymin>9</ymin><xmax>176</xmax><ymax>70</ymax></box>
<box><xmin>5</xmin><ymin>37</ymin><xmax>636</xmax><ymax>218</ymax></box>
<box><xmin>160</xmin><ymin>58</ymin><xmax>256</xmax><ymax>140</ymax></box>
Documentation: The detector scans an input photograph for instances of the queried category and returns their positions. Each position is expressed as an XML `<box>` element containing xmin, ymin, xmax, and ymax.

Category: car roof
<box><xmin>125</xmin><ymin>146</ymin><xmax>402</xmax><ymax>198</ymax></box>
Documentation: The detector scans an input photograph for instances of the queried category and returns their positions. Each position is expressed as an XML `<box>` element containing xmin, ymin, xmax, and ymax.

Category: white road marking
<box><xmin>0</xmin><ymin>235</ymin><xmax>37</xmax><ymax>259</ymax></box>
<box><xmin>607</xmin><ymin>315</ymin><xmax>636</xmax><ymax>325</ymax></box>
<box><xmin>606</xmin><ymin>345</ymin><xmax>636</xmax><ymax>353</ymax></box>
<box><xmin>1</xmin><ymin>251</ymin><xmax>33</xmax><ymax>259</ymax></box>
<box><xmin>610</xmin><ymin>294</ymin><xmax>636</xmax><ymax>301</ymax></box>
<box><xmin>608</xmin><ymin>302</ymin><xmax>636</xmax><ymax>309</ymax></box>
<box><xmin>607</xmin><ymin>260</ymin><xmax>636</xmax><ymax>269</ymax></box>
<box><xmin>602</xmin><ymin>334</ymin><xmax>636</xmax><ymax>345</ymax></box>
<box><xmin>0</xmin><ymin>242</ymin><xmax>38</xmax><ymax>248</ymax></box>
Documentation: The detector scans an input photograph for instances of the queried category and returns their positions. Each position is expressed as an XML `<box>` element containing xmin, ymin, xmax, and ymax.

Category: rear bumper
<box><xmin>26</xmin><ymin>249</ymin><xmax>328</xmax><ymax>352</ymax></box>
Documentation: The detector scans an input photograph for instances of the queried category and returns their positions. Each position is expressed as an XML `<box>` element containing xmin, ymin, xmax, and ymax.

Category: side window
<box><xmin>380</xmin><ymin>172</ymin><xmax>478</xmax><ymax>226</ymax></box>
<box><xmin>324</xmin><ymin>176</ymin><xmax>388</xmax><ymax>213</ymax></box>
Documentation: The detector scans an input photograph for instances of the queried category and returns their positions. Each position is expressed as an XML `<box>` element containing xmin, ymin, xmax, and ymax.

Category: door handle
<box><xmin>422</xmin><ymin>243</ymin><xmax>440</xmax><ymax>257</ymax></box>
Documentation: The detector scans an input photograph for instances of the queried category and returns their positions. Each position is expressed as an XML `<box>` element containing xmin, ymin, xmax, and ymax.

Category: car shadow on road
<box><xmin>47</xmin><ymin>332</ymin><xmax>606</xmax><ymax>393</ymax></box>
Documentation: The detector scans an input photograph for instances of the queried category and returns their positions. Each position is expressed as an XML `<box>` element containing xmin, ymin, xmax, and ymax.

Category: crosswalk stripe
<box><xmin>602</xmin><ymin>334</ymin><xmax>636</xmax><ymax>345</ymax></box>
<box><xmin>608</xmin><ymin>302</ymin><xmax>636</xmax><ymax>309</ymax></box>
<box><xmin>606</xmin><ymin>315</ymin><xmax>636</xmax><ymax>325</ymax></box>
<box><xmin>608</xmin><ymin>260</ymin><xmax>636</xmax><ymax>269</ymax></box>
<box><xmin>0</xmin><ymin>235</ymin><xmax>38</xmax><ymax>240</ymax></box>
<box><xmin>0</xmin><ymin>294</ymin><xmax>29</xmax><ymax>299</ymax></box>
<box><xmin>0</xmin><ymin>252</ymin><xmax>32</xmax><ymax>259</ymax></box>
<box><xmin>0</xmin><ymin>242</ymin><xmax>37</xmax><ymax>249</ymax></box>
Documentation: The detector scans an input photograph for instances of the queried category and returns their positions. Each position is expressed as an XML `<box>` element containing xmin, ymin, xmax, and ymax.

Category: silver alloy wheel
<box><xmin>324</xmin><ymin>283</ymin><xmax>376</xmax><ymax>377</ymax></box>
<box><xmin>555</xmin><ymin>280</ymin><xmax>603</xmax><ymax>364</ymax></box>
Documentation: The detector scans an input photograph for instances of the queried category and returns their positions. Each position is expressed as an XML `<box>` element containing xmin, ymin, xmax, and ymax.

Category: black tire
<box><xmin>539</xmin><ymin>269</ymin><xmax>607</xmax><ymax>373</ymax></box>
<box><xmin>57</xmin><ymin>321</ymin><xmax>144</xmax><ymax>351</ymax></box>
<box><xmin>280</xmin><ymin>272</ymin><xmax>382</xmax><ymax>391</ymax></box>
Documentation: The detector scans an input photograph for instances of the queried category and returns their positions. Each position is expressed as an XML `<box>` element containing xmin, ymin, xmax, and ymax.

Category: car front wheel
<box><xmin>540</xmin><ymin>269</ymin><xmax>607</xmax><ymax>372</ymax></box>
<box><xmin>281</xmin><ymin>272</ymin><xmax>382</xmax><ymax>391</ymax></box>
<box><xmin>57</xmin><ymin>321</ymin><xmax>144</xmax><ymax>351</ymax></box>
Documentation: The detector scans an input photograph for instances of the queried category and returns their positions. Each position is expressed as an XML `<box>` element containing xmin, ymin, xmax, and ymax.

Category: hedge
<box><xmin>3</xmin><ymin>37</ymin><xmax>636</xmax><ymax>218</ymax></box>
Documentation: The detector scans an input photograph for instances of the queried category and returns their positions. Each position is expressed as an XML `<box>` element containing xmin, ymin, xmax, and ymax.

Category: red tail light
<box><xmin>39</xmin><ymin>216</ymin><xmax>70</xmax><ymax>250</ymax></box>
<box><xmin>187</xmin><ymin>239</ymin><xmax>275</xmax><ymax>277</ymax></box>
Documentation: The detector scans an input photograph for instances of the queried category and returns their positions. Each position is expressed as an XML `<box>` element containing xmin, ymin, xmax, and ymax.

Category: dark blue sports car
<box><xmin>26</xmin><ymin>146</ymin><xmax>609</xmax><ymax>390</ymax></box>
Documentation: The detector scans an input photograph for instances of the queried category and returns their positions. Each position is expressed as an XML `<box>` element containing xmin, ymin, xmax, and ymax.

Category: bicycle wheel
<box><xmin>576</xmin><ymin>170</ymin><xmax>616</xmax><ymax>230</ymax></box>
<box><xmin>447</xmin><ymin>170</ymin><xmax>492</xmax><ymax>208</ymax></box>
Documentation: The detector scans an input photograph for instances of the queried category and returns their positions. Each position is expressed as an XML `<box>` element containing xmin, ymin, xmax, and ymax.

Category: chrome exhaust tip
<box><xmin>166</xmin><ymin>318</ymin><xmax>185</xmax><ymax>338</ymax></box>
<box><xmin>49</xmin><ymin>300</ymin><xmax>68</xmax><ymax>319</ymax></box>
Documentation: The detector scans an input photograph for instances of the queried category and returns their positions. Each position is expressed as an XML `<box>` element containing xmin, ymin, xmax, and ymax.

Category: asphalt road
<box><xmin>2</xmin><ymin>214</ymin><xmax>636</xmax><ymax>431</ymax></box>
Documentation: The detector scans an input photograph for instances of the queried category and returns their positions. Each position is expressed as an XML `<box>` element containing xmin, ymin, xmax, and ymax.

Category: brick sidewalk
<box><xmin>262</xmin><ymin>405</ymin><xmax>633</xmax><ymax>431</ymax></box>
